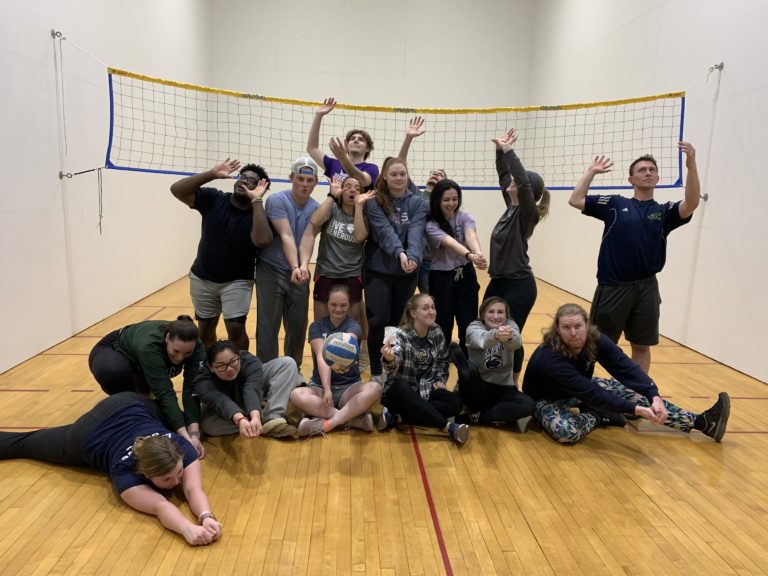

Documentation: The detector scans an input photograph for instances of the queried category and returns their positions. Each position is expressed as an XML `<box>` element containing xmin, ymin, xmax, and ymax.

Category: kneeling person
<box><xmin>192</xmin><ymin>341</ymin><xmax>299</xmax><ymax>439</ymax></box>
<box><xmin>291</xmin><ymin>285</ymin><xmax>382</xmax><ymax>437</ymax></box>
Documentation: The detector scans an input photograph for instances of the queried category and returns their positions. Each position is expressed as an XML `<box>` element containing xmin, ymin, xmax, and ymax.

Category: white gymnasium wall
<box><xmin>208</xmin><ymin>0</ymin><xmax>535</xmax><ymax>258</ymax></box>
<box><xmin>527</xmin><ymin>0</ymin><xmax>768</xmax><ymax>382</ymax></box>
<box><xmin>0</xmin><ymin>1</ymin><xmax>212</xmax><ymax>373</ymax></box>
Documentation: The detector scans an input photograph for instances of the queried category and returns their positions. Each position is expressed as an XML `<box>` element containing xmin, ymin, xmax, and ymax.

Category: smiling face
<box><xmin>327</xmin><ymin>289</ymin><xmax>351</xmax><ymax>325</ymax></box>
<box><xmin>209</xmin><ymin>348</ymin><xmax>241</xmax><ymax>381</ymax></box>
<box><xmin>409</xmin><ymin>296</ymin><xmax>436</xmax><ymax>331</ymax></box>
<box><xmin>439</xmin><ymin>187</ymin><xmax>459</xmax><ymax>221</ymax></box>
<box><xmin>149</xmin><ymin>459</ymin><xmax>184</xmax><ymax>490</ymax></box>
<box><xmin>556</xmin><ymin>314</ymin><xmax>588</xmax><ymax>355</ymax></box>
<box><xmin>384</xmin><ymin>161</ymin><xmax>408</xmax><ymax>195</ymax></box>
<box><xmin>165</xmin><ymin>336</ymin><xmax>197</xmax><ymax>365</ymax></box>
<box><xmin>482</xmin><ymin>302</ymin><xmax>508</xmax><ymax>329</ymax></box>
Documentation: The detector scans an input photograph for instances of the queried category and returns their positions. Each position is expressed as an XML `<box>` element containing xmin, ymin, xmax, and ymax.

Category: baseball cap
<box><xmin>291</xmin><ymin>156</ymin><xmax>319</xmax><ymax>176</ymax></box>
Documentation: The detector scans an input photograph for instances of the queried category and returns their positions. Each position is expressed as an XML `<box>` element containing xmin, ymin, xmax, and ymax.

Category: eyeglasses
<box><xmin>211</xmin><ymin>355</ymin><xmax>240</xmax><ymax>372</ymax></box>
<box><xmin>237</xmin><ymin>174</ymin><xmax>261</xmax><ymax>188</ymax></box>
<box><xmin>430</xmin><ymin>170</ymin><xmax>447</xmax><ymax>178</ymax></box>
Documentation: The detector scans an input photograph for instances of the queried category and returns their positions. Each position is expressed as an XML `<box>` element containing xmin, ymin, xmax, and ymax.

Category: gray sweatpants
<box><xmin>255</xmin><ymin>260</ymin><xmax>310</xmax><ymax>369</ymax></box>
<box><xmin>200</xmin><ymin>357</ymin><xmax>299</xmax><ymax>436</ymax></box>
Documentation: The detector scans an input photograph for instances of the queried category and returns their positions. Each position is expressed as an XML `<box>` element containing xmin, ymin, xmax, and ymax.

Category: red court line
<box><xmin>0</xmin><ymin>389</ymin><xmax>49</xmax><ymax>393</ymax></box>
<box><xmin>408</xmin><ymin>427</ymin><xmax>453</xmax><ymax>576</ymax></box>
<box><xmin>71</xmin><ymin>389</ymin><xmax>96</xmax><ymax>393</ymax></box>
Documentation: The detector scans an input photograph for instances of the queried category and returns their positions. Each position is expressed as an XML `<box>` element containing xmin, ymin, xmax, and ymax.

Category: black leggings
<box><xmin>382</xmin><ymin>379</ymin><xmax>463</xmax><ymax>430</ymax></box>
<box><xmin>484</xmin><ymin>275</ymin><xmax>537</xmax><ymax>374</ymax></box>
<box><xmin>454</xmin><ymin>352</ymin><xmax>534</xmax><ymax>423</ymax></box>
<box><xmin>0</xmin><ymin>393</ymin><xmax>152</xmax><ymax>466</ymax></box>
<box><xmin>89</xmin><ymin>330</ymin><xmax>147</xmax><ymax>394</ymax></box>
<box><xmin>364</xmin><ymin>270</ymin><xmax>418</xmax><ymax>376</ymax></box>
<box><xmin>429</xmin><ymin>263</ymin><xmax>479</xmax><ymax>354</ymax></box>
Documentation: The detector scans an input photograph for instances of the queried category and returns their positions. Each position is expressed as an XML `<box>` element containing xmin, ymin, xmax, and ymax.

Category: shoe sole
<box><xmin>452</xmin><ymin>425</ymin><xmax>469</xmax><ymax>444</ymax></box>
<box><xmin>713</xmin><ymin>392</ymin><xmax>730</xmax><ymax>442</ymax></box>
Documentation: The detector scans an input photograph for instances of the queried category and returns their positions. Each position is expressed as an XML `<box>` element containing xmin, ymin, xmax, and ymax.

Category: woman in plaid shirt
<box><xmin>378</xmin><ymin>294</ymin><xmax>468</xmax><ymax>444</ymax></box>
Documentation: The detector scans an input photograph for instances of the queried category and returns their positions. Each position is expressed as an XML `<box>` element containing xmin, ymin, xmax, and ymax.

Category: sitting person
<box><xmin>449</xmin><ymin>297</ymin><xmax>535</xmax><ymax>426</ymax></box>
<box><xmin>291</xmin><ymin>285</ymin><xmax>382</xmax><ymax>437</ymax></box>
<box><xmin>0</xmin><ymin>392</ymin><xmax>221</xmax><ymax>546</ymax></box>
<box><xmin>88</xmin><ymin>315</ymin><xmax>206</xmax><ymax>457</ymax></box>
<box><xmin>522</xmin><ymin>303</ymin><xmax>730</xmax><ymax>444</ymax></box>
<box><xmin>191</xmin><ymin>341</ymin><xmax>299</xmax><ymax>439</ymax></box>
<box><xmin>379</xmin><ymin>293</ymin><xmax>467</xmax><ymax>444</ymax></box>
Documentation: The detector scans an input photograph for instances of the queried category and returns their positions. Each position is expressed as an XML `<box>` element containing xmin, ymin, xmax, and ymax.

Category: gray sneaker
<box><xmin>345</xmin><ymin>412</ymin><xmax>374</xmax><ymax>432</ymax></box>
<box><xmin>448</xmin><ymin>422</ymin><xmax>469</xmax><ymax>444</ymax></box>
<box><xmin>377</xmin><ymin>407</ymin><xmax>397</xmax><ymax>431</ymax></box>
<box><xmin>261</xmin><ymin>417</ymin><xmax>297</xmax><ymax>438</ymax></box>
<box><xmin>298</xmin><ymin>417</ymin><xmax>326</xmax><ymax>438</ymax></box>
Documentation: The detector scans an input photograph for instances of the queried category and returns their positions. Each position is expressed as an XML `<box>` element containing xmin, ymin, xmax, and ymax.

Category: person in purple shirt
<box><xmin>425</xmin><ymin>179</ymin><xmax>487</xmax><ymax>354</ymax></box>
<box><xmin>568</xmin><ymin>142</ymin><xmax>701</xmax><ymax>373</ymax></box>
<box><xmin>523</xmin><ymin>303</ymin><xmax>730</xmax><ymax>444</ymax></box>
<box><xmin>306</xmin><ymin>97</ymin><xmax>379</xmax><ymax>190</ymax></box>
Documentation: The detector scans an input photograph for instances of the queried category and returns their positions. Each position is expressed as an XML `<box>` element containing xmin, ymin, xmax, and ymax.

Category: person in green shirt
<box><xmin>88</xmin><ymin>315</ymin><xmax>206</xmax><ymax>457</ymax></box>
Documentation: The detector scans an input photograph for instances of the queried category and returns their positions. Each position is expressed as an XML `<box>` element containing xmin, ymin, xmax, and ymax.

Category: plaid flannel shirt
<box><xmin>383</xmin><ymin>324</ymin><xmax>449</xmax><ymax>399</ymax></box>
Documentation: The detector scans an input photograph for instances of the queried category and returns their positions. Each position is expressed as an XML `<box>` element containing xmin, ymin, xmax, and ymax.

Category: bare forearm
<box><xmin>307</xmin><ymin>114</ymin><xmax>325</xmax><ymax>165</ymax></box>
<box><xmin>337</xmin><ymin>156</ymin><xmax>371</xmax><ymax>187</ymax></box>
<box><xmin>399</xmin><ymin>135</ymin><xmax>415</xmax><ymax>161</ymax></box>
<box><xmin>680</xmin><ymin>161</ymin><xmax>701</xmax><ymax>218</ymax></box>
<box><xmin>569</xmin><ymin>170</ymin><xmax>596</xmax><ymax>209</ymax></box>
<box><xmin>170</xmin><ymin>170</ymin><xmax>215</xmax><ymax>205</ymax></box>
<box><xmin>250</xmin><ymin>204</ymin><xmax>273</xmax><ymax>247</ymax></box>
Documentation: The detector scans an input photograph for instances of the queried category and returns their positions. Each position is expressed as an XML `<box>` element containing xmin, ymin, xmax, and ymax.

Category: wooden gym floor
<box><xmin>0</xmin><ymin>272</ymin><xmax>766</xmax><ymax>575</ymax></box>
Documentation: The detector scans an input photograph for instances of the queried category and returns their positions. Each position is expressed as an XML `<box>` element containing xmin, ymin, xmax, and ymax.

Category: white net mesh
<box><xmin>107</xmin><ymin>69</ymin><xmax>684</xmax><ymax>189</ymax></box>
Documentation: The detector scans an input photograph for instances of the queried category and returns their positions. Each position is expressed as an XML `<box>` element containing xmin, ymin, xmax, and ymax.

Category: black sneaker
<box><xmin>583</xmin><ymin>407</ymin><xmax>627</xmax><ymax>428</ymax></box>
<box><xmin>696</xmin><ymin>392</ymin><xmax>730</xmax><ymax>442</ymax></box>
<box><xmin>455</xmin><ymin>412</ymin><xmax>480</xmax><ymax>425</ymax></box>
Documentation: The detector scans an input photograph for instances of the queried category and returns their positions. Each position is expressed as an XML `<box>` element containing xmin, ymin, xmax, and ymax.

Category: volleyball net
<box><xmin>105</xmin><ymin>68</ymin><xmax>685</xmax><ymax>190</ymax></box>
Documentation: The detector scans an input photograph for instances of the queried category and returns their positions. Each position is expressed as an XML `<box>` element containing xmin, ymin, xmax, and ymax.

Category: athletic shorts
<box><xmin>189</xmin><ymin>271</ymin><xmax>253</xmax><ymax>322</ymax></box>
<box><xmin>589</xmin><ymin>276</ymin><xmax>661</xmax><ymax>346</ymax></box>
<box><xmin>312</xmin><ymin>274</ymin><xmax>363</xmax><ymax>303</ymax></box>
<box><xmin>308</xmin><ymin>380</ymin><xmax>363</xmax><ymax>408</ymax></box>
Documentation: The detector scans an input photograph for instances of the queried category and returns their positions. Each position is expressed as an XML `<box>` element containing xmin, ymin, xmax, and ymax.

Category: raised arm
<box><xmin>569</xmin><ymin>155</ymin><xmax>614</xmax><ymax>211</ymax></box>
<box><xmin>398</xmin><ymin>116</ymin><xmax>426</xmax><ymax>161</ymax></box>
<box><xmin>677</xmin><ymin>141</ymin><xmax>700</xmax><ymax>219</ymax></box>
<box><xmin>310</xmin><ymin>176</ymin><xmax>341</xmax><ymax>228</ymax></box>
<box><xmin>170</xmin><ymin>158</ymin><xmax>241</xmax><ymax>208</ymax></box>
<box><xmin>245</xmin><ymin>179</ymin><xmax>273</xmax><ymax>247</ymax></box>
<box><xmin>307</xmin><ymin>98</ymin><xmax>336</xmax><ymax>167</ymax></box>
<box><xmin>354</xmin><ymin>190</ymin><xmax>375</xmax><ymax>242</ymax></box>
<box><xmin>328</xmin><ymin>137</ymin><xmax>372</xmax><ymax>188</ymax></box>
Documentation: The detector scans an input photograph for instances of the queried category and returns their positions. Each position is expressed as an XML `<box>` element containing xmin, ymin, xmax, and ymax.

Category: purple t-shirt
<box><xmin>323</xmin><ymin>155</ymin><xmax>379</xmax><ymax>191</ymax></box>
<box><xmin>426</xmin><ymin>211</ymin><xmax>477</xmax><ymax>271</ymax></box>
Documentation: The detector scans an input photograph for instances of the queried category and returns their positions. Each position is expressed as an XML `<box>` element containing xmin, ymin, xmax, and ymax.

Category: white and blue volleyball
<box><xmin>322</xmin><ymin>332</ymin><xmax>359</xmax><ymax>372</ymax></box>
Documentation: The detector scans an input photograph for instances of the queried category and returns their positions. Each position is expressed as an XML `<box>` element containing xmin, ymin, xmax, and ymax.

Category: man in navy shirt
<box><xmin>568</xmin><ymin>142</ymin><xmax>700</xmax><ymax>372</ymax></box>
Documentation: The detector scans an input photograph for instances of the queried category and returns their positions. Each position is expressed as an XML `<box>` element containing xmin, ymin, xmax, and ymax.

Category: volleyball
<box><xmin>322</xmin><ymin>332</ymin><xmax>359</xmax><ymax>372</ymax></box>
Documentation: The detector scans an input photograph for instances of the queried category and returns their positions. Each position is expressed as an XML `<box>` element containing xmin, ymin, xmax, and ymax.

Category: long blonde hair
<box><xmin>399</xmin><ymin>293</ymin><xmax>434</xmax><ymax>329</ymax></box>
<box><xmin>541</xmin><ymin>303</ymin><xmax>600</xmax><ymax>362</ymax></box>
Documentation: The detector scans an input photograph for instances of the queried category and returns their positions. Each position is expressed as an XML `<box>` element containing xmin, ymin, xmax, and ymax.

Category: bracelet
<box><xmin>234</xmin><ymin>414</ymin><xmax>246</xmax><ymax>425</ymax></box>
<box><xmin>464</xmin><ymin>251</ymin><xmax>472</xmax><ymax>259</ymax></box>
<box><xmin>188</xmin><ymin>431</ymin><xmax>200</xmax><ymax>437</ymax></box>
<box><xmin>251</xmin><ymin>196</ymin><xmax>263</xmax><ymax>204</ymax></box>
<box><xmin>198</xmin><ymin>511</ymin><xmax>217</xmax><ymax>523</ymax></box>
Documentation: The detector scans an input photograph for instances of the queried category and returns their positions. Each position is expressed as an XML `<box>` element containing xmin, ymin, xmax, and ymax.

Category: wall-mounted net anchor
<box><xmin>700</xmin><ymin>193</ymin><xmax>709</xmax><ymax>201</ymax></box>
<box><xmin>59</xmin><ymin>168</ymin><xmax>97</xmax><ymax>179</ymax></box>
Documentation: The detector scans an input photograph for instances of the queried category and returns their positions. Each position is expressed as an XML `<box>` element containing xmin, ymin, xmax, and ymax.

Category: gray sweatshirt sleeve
<box><xmin>366</xmin><ymin>198</ymin><xmax>406</xmax><ymax>259</ymax></box>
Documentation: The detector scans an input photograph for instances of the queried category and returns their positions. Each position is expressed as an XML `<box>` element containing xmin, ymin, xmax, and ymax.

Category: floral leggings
<box><xmin>534</xmin><ymin>377</ymin><xmax>697</xmax><ymax>444</ymax></box>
